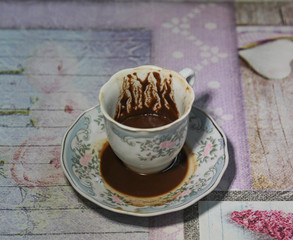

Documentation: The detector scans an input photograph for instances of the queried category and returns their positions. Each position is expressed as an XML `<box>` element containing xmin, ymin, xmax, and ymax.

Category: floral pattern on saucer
<box><xmin>61</xmin><ymin>105</ymin><xmax>228</xmax><ymax>216</ymax></box>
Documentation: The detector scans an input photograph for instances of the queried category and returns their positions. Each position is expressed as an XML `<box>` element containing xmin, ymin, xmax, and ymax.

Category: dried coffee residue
<box><xmin>114</xmin><ymin>71</ymin><xmax>179</xmax><ymax>125</ymax></box>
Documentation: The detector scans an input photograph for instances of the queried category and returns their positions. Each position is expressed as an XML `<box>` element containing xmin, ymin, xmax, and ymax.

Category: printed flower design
<box><xmin>71</xmin><ymin>140</ymin><xmax>100</xmax><ymax>181</ymax></box>
<box><xmin>94</xmin><ymin>114</ymin><xmax>105</xmax><ymax>131</ymax></box>
<box><xmin>191</xmin><ymin>45</ymin><xmax>228</xmax><ymax>72</ymax></box>
<box><xmin>162</xmin><ymin>17</ymin><xmax>190</xmax><ymax>34</ymax></box>
<box><xmin>102</xmin><ymin>191</ymin><xmax>128</xmax><ymax>206</ymax></box>
<box><xmin>197</xmin><ymin>136</ymin><xmax>218</xmax><ymax>166</ymax></box>
<box><xmin>230</xmin><ymin>210</ymin><xmax>293</xmax><ymax>240</ymax></box>
<box><xmin>111</xmin><ymin>195</ymin><xmax>124</xmax><ymax>204</ymax></box>
<box><xmin>80</xmin><ymin>154</ymin><xmax>92</xmax><ymax>167</ymax></box>
<box><xmin>136</xmin><ymin>126</ymin><xmax>187</xmax><ymax>161</ymax></box>
<box><xmin>160</xmin><ymin>141</ymin><xmax>176</xmax><ymax>149</ymax></box>
<box><xmin>162</xmin><ymin>7</ymin><xmax>228</xmax><ymax>77</ymax></box>
<box><xmin>174</xmin><ymin>189</ymin><xmax>191</xmax><ymax>199</ymax></box>
<box><xmin>200</xmin><ymin>46</ymin><xmax>228</xmax><ymax>63</ymax></box>
<box><xmin>202</xmin><ymin>142</ymin><xmax>213</xmax><ymax>157</ymax></box>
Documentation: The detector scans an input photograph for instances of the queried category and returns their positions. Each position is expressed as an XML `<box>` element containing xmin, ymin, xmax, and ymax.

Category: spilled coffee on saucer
<box><xmin>114</xmin><ymin>71</ymin><xmax>179</xmax><ymax>128</ymax></box>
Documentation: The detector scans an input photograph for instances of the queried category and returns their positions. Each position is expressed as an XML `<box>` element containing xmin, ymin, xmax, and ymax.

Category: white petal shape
<box><xmin>180</xmin><ymin>24</ymin><xmax>190</xmax><ymax>29</ymax></box>
<box><xmin>205</xmin><ymin>23</ymin><xmax>217</xmax><ymax>30</ymax></box>
<box><xmin>172</xmin><ymin>27</ymin><xmax>180</xmax><ymax>34</ymax></box>
<box><xmin>211</xmin><ymin>47</ymin><xmax>219</xmax><ymax>54</ymax></box>
<box><xmin>188</xmin><ymin>13</ymin><xmax>195</xmax><ymax>18</ymax></box>
<box><xmin>195</xmin><ymin>40</ymin><xmax>203</xmax><ymax>46</ymax></box>
<box><xmin>202</xmin><ymin>59</ymin><xmax>209</xmax><ymax>65</ymax></box>
<box><xmin>162</xmin><ymin>22</ymin><xmax>173</xmax><ymax>28</ymax></box>
<box><xmin>182</xmin><ymin>17</ymin><xmax>188</xmax><ymax>23</ymax></box>
<box><xmin>222</xmin><ymin>114</ymin><xmax>233</xmax><ymax>120</ymax></box>
<box><xmin>181</xmin><ymin>30</ymin><xmax>189</xmax><ymax>36</ymax></box>
<box><xmin>218</xmin><ymin>53</ymin><xmax>228</xmax><ymax>58</ymax></box>
<box><xmin>211</xmin><ymin>57</ymin><xmax>219</xmax><ymax>63</ymax></box>
<box><xmin>201</xmin><ymin>45</ymin><xmax>209</xmax><ymax>51</ymax></box>
<box><xmin>208</xmin><ymin>81</ymin><xmax>220</xmax><ymax>89</ymax></box>
<box><xmin>195</xmin><ymin>64</ymin><xmax>202</xmax><ymax>71</ymax></box>
<box><xmin>239</xmin><ymin>39</ymin><xmax>293</xmax><ymax>80</ymax></box>
<box><xmin>172</xmin><ymin>51</ymin><xmax>184</xmax><ymax>59</ymax></box>
<box><xmin>172</xmin><ymin>18</ymin><xmax>179</xmax><ymax>24</ymax></box>
<box><xmin>201</xmin><ymin>52</ymin><xmax>211</xmax><ymax>58</ymax></box>
<box><xmin>214</xmin><ymin>108</ymin><xmax>223</xmax><ymax>116</ymax></box>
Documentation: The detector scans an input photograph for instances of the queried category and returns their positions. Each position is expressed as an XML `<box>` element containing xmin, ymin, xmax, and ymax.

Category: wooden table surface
<box><xmin>236</xmin><ymin>2</ymin><xmax>293</xmax><ymax>190</ymax></box>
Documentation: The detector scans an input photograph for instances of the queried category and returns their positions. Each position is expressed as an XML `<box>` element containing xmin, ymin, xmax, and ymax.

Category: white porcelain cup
<box><xmin>99</xmin><ymin>65</ymin><xmax>195</xmax><ymax>174</ymax></box>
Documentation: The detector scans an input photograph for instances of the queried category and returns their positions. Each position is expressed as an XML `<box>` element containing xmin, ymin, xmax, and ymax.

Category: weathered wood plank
<box><xmin>0</xmin><ymin>75</ymin><xmax>109</xmax><ymax>93</ymax></box>
<box><xmin>0</xmin><ymin>56</ymin><xmax>150</xmax><ymax>75</ymax></box>
<box><xmin>0</xmin><ymin>92</ymin><xmax>96</xmax><ymax>110</ymax></box>
<box><xmin>241</xmin><ymin>61</ymin><xmax>293</xmax><ymax>190</ymax></box>
<box><xmin>0</xmin><ymin>39</ymin><xmax>150</xmax><ymax>58</ymax></box>
<box><xmin>0</xmin><ymin>29</ymin><xmax>151</xmax><ymax>41</ymax></box>
<box><xmin>1</xmin><ymin>146</ymin><xmax>62</xmax><ymax>164</ymax></box>
<box><xmin>280</xmin><ymin>3</ymin><xmax>293</xmax><ymax>25</ymax></box>
<box><xmin>0</xmin><ymin>75</ymin><xmax>106</xmax><ymax>112</ymax></box>
<box><xmin>0</xmin><ymin>233</ymin><xmax>148</xmax><ymax>240</ymax></box>
<box><xmin>1</xmin><ymin>162</ymin><xmax>67</xmax><ymax>187</ymax></box>
<box><xmin>0</xmin><ymin>208</ymin><xmax>148</xmax><ymax>235</ymax></box>
<box><xmin>235</xmin><ymin>2</ymin><xmax>283</xmax><ymax>25</ymax></box>
<box><xmin>0</xmin><ymin>127</ymin><xmax>66</xmax><ymax>146</ymax></box>
<box><xmin>0</xmin><ymin>110</ymin><xmax>82</xmax><ymax>128</ymax></box>
<box><xmin>0</xmin><ymin>186</ymin><xmax>82</xmax><ymax>209</ymax></box>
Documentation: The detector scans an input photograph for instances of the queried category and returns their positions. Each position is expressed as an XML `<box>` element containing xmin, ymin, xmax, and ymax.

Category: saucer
<box><xmin>61</xmin><ymin>105</ymin><xmax>228</xmax><ymax>217</ymax></box>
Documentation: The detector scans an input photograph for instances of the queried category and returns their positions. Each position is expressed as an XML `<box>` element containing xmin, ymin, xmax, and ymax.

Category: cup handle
<box><xmin>179</xmin><ymin>68</ymin><xmax>195</xmax><ymax>88</ymax></box>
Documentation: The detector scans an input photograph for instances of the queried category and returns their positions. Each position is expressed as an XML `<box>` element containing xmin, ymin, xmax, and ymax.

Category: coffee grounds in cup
<box><xmin>119</xmin><ymin>113</ymin><xmax>173</xmax><ymax>128</ymax></box>
<box><xmin>114</xmin><ymin>71</ymin><xmax>179</xmax><ymax>128</ymax></box>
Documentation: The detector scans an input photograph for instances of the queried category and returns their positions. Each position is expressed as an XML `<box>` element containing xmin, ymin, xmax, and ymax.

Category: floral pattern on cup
<box><xmin>111</xmin><ymin>125</ymin><xmax>187</xmax><ymax>162</ymax></box>
<box><xmin>138</xmin><ymin>126</ymin><xmax>187</xmax><ymax>161</ymax></box>
<box><xmin>61</xmin><ymin>105</ymin><xmax>228</xmax><ymax>216</ymax></box>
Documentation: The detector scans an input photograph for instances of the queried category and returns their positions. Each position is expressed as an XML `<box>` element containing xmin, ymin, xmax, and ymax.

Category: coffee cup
<box><xmin>99</xmin><ymin>65</ymin><xmax>195</xmax><ymax>174</ymax></box>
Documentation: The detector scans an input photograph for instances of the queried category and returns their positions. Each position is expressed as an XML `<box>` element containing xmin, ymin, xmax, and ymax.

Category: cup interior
<box><xmin>99</xmin><ymin>66</ymin><xmax>195</xmax><ymax>129</ymax></box>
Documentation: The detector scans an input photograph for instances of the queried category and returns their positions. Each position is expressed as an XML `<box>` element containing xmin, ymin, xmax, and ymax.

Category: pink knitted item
<box><xmin>231</xmin><ymin>210</ymin><xmax>293</xmax><ymax>240</ymax></box>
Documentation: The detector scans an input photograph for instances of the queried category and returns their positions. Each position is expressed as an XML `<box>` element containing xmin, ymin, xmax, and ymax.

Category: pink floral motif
<box><xmin>160</xmin><ymin>141</ymin><xmax>176</xmax><ymax>149</ymax></box>
<box><xmin>111</xmin><ymin>195</ymin><xmax>124</xmax><ymax>204</ymax></box>
<box><xmin>230</xmin><ymin>209</ymin><xmax>293</xmax><ymax>240</ymax></box>
<box><xmin>175</xmin><ymin>189</ymin><xmax>191</xmax><ymax>199</ymax></box>
<box><xmin>80</xmin><ymin>154</ymin><xmax>92</xmax><ymax>167</ymax></box>
<box><xmin>203</xmin><ymin>142</ymin><xmax>213</xmax><ymax>157</ymax></box>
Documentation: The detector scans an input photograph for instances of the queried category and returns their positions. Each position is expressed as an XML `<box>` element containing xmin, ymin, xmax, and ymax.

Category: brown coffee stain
<box><xmin>114</xmin><ymin>71</ymin><xmax>179</xmax><ymax>127</ymax></box>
